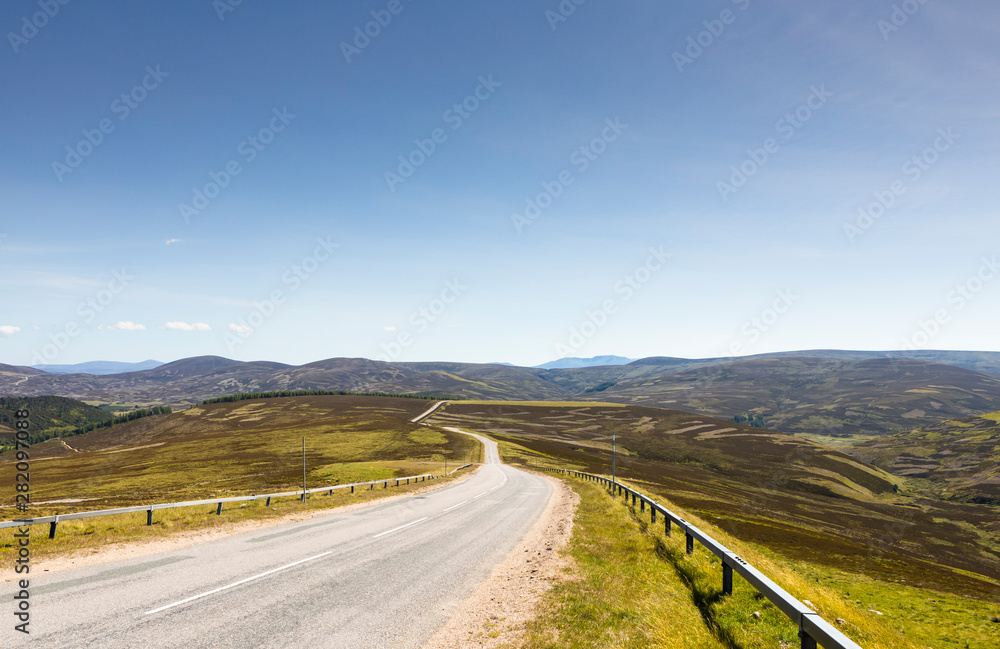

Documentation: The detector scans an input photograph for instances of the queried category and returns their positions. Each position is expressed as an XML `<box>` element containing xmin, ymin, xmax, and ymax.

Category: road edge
<box><xmin>420</xmin><ymin>469</ymin><xmax>579</xmax><ymax>649</ymax></box>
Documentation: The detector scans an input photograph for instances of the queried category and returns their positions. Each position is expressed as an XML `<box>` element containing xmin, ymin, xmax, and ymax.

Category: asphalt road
<box><xmin>4</xmin><ymin>429</ymin><xmax>552</xmax><ymax>648</ymax></box>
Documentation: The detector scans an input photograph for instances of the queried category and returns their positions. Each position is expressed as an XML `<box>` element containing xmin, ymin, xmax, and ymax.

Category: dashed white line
<box><xmin>443</xmin><ymin>500</ymin><xmax>469</xmax><ymax>512</ymax></box>
<box><xmin>145</xmin><ymin>551</ymin><xmax>333</xmax><ymax>615</ymax></box>
<box><xmin>373</xmin><ymin>516</ymin><xmax>429</xmax><ymax>539</ymax></box>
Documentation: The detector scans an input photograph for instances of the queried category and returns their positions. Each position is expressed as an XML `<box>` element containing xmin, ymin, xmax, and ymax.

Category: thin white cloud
<box><xmin>102</xmin><ymin>321</ymin><xmax>147</xmax><ymax>331</ymax></box>
<box><xmin>0</xmin><ymin>325</ymin><xmax>21</xmax><ymax>338</ymax></box>
<box><xmin>228</xmin><ymin>323</ymin><xmax>251</xmax><ymax>336</ymax></box>
<box><xmin>164</xmin><ymin>321</ymin><xmax>212</xmax><ymax>331</ymax></box>
<box><xmin>165</xmin><ymin>238</ymin><xmax>182</xmax><ymax>246</ymax></box>
<box><xmin>383</xmin><ymin>325</ymin><xmax>397</xmax><ymax>331</ymax></box>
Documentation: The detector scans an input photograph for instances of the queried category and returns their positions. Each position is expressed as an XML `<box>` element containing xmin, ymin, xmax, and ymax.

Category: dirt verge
<box><xmin>421</xmin><ymin>471</ymin><xmax>578</xmax><ymax>649</ymax></box>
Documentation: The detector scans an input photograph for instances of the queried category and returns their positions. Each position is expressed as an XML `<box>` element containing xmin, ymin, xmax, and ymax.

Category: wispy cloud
<box><xmin>383</xmin><ymin>325</ymin><xmax>397</xmax><ymax>331</ymax></box>
<box><xmin>0</xmin><ymin>325</ymin><xmax>21</xmax><ymax>338</ymax></box>
<box><xmin>228</xmin><ymin>323</ymin><xmax>251</xmax><ymax>336</ymax></box>
<box><xmin>164</xmin><ymin>321</ymin><xmax>211</xmax><ymax>331</ymax></box>
<box><xmin>165</xmin><ymin>238</ymin><xmax>182</xmax><ymax>246</ymax></box>
<box><xmin>101</xmin><ymin>321</ymin><xmax>147</xmax><ymax>331</ymax></box>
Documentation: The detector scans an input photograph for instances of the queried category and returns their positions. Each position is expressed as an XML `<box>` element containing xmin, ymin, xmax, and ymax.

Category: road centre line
<box><xmin>373</xmin><ymin>516</ymin><xmax>429</xmax><ymax>539</ymax></box>
<box><xmin>145</xmin><ymin>550</ymin><xmax>333</xmax><ymax>615</ymax></box>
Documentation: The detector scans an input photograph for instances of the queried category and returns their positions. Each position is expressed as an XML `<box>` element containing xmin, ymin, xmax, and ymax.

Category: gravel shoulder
<box><xmin>421</xmin><ymin>470</ymin><xmax>578</xmax><ymax>649</ymax></box>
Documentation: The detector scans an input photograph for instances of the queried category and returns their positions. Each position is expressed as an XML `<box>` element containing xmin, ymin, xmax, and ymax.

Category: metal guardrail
<box><xmin>0</xmin><ymin>466</ymin><xmax>475</xmax><ymax>540</ymax></box>
<box><xmin>548</xmin><ymin>468</ymin><xmax>863</xmax><ymax>649</ymax></box>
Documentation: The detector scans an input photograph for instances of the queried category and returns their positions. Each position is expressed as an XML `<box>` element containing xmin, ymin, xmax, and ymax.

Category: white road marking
<box><xmin>373</xmin><ymin>516</ymin><xmax>429</xmax><ymax>539</ymax></box>
<box><xmin>443</xmin><ymin>500</ymin><xmax>469</xmax><ymax>512</ymax></box>
<box><xmin>145</xmin><ymin>551</ymin><xmax>333</xmax><ymax>615</ymax></box>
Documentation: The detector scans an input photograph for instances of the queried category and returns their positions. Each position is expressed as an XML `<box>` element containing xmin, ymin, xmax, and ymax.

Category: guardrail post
<box><xmin>351</xmin><ymin>485</ymin><xmax>355</xmax><ymax>494</ymax></box>
<box><xmin>396</xmin><ymin>479</ymin><xmax>399</xmax><ymax>487</ymax></box>
<box><xmin>147</xmin><ymin>509</ymin><xmax>153</xmax><ymax>526</ymax></box>
<box><xmin>651</xmin><ymin>508</ymin><xmax>656</xmax><ymax>524</ymax></box>
<box><xmin>266</xmin><ymin>496</ymin><xmax>272</xmax><ymax>506</ymax></box>
<box><xmin>631</xmin><ymin>493</ymin><xmax>636</xmax><ymax>506</ymax></box>
<box><xmin>48</xmin><ymin>521</ymin><xmax>57</xmax><ymax>540</ymax></box>
<box><xmin>686</xmin><ymin>532</ymin><xmax>694</xmax><ymax>555</ymax></box>
<box><xmin>216</xmin><ymin>502</ymin><xmax>223</xmax><ymax>515</ymax></box>
<box><xmin>664</xmin><ymin>518</ymin><xmax>671</xmax><ymax>536</ymax></box>
<box><xmin>370</xmin><ymin>483</ymin><xmax>374</xmax><ymax>491</ymax></box>
<box><xmin>722</xmin><ymin>561</ymin><xmax>733</xmax><ymax>595</ymax></box>
<box><xmin>328</xmin><ymin>488</ymin><xmax>333</xmax><ymax>496</ymax></box>
<box><xmin>800</xmin><ymin>631</ymin><xmax>817</xmax><ymax>649</ymax></box>
<box><xmin>383</xmin><ymin>481</ymin><xmax>388</xmax><ymax>489</ymax></box>
<box><xmin>640</xmin><ymin>499</ymin><xmax>645</xmax><ymax>513</ymax></box>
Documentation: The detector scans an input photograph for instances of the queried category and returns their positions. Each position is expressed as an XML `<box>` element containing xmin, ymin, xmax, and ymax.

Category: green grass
<box><xmin>517</xmin><ymin>474</ymin><xmax>928</xmax><ymax>649</ymax></box>
<box><xmin>786</xmin><ymin>558</ymin><xmax>1000</xmax><ymax>649</ymax></box>
<box><xmin>515</xmin><ymin>478</ymin><xmax>724</xmax><ymax>649</ymax></box>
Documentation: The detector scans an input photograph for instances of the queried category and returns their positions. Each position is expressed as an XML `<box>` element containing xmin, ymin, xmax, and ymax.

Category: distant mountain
<box><xmin>5</xmin><ymin>351</ymin><xmax>1000</xmax><ymax>439</ymax></box>
<box><xmin>31</xmin><ymin>359</ymin><xmax>164</xmax><ymax>375</ymax></box>
<box><xmin>535</xmin><ymin>355</ymin><xmax>634</xmax><ymax>369</ymax></box>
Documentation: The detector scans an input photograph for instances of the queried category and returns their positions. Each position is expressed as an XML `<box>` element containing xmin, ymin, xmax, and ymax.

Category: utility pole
<box><xmin>301</xmin><ymin>437</ymin><xmax>306</xmax><ymax>502</ymax></box>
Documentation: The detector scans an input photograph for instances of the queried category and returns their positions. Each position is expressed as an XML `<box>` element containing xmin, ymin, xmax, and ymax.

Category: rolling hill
<box><xmin>4</xmin><ymin>352</ymin><xmax>1000</xmax><ymax>439</ymax></box>
<box><xmin>855</xmin><ymin>411</ymin><xmax>1000</xmax><ymax>504</ymax></box>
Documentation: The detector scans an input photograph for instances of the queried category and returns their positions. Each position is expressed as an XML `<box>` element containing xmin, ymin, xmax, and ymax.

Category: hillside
<box><xmin>855</xmin><ymin>412</ymin><xmax>1000</xmax><ymax>504</ymax></box>
<box><xmin>0</xmin><ymin>395</ymin><xmax>112</xmax><ymax>444</ymax></box>
<box><xmin>426</xmin><ymin>401</ymin><xmax>1000</xmax><ymax>600</ymax></box>
<box><xmin>0</xmin><ymin>394</ymin><xmax>474</xmax><ymax>515</ymax></box>
<box><xmin>566</xmin><ymin>357</ymin><xmax>1000</xmax><ymax>439</ymax></box>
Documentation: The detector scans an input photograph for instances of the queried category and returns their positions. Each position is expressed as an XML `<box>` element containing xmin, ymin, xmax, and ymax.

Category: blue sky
<box><xmin>2</xmin><ymin>0</ymin><xmax>998</xmax><ymax>367</ymax></box>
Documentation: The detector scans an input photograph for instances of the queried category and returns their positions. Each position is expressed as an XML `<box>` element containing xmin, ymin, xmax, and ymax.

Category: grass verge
<box><xmin>515</xmin><ymin>477</ymin><xmax>725</xmax><ymax>648</ymax></box>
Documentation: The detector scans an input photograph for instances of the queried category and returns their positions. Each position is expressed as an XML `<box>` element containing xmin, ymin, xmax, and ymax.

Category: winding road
<box><xmin>3</xmin><ymin>428</ymin><xmax>553</xmax><ymax>648</ymax></box>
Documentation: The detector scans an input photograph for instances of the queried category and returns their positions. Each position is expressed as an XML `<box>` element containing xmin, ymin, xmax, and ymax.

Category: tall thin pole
<box><xmin>612</xmin><ymin>430</ymin><xmax>616</xmax><ymax>485</ymax></box>
<box><xmin>302</xmin><ymin>437</ymin><xmax>306</xmax><ymax>502</ymax></box>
